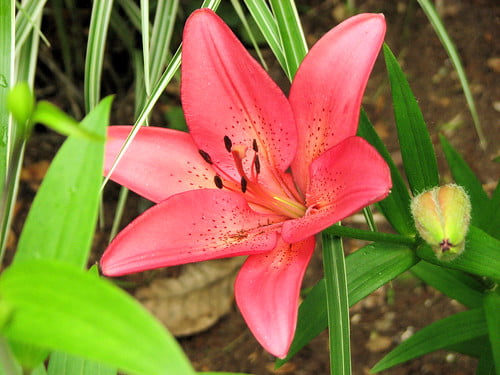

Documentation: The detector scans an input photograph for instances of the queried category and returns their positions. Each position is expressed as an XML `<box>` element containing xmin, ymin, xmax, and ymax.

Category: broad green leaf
<box><xmin>277</xmin><ymin>242</ymin><xmax>418</xmax><ymax>365</ymax></box>
<box><xmin>383</xmin><ymin>44</ymin><xmax>439</xmax><ymax>194</ymax></box>
<box><xmin>31</xmin><ymin>101</ymin><xmax>104</xmax><ymax>140</ymax></box>
<box><xmin>14</xmin><ymin>96</ymin><xmax>112</xmax><ymax>267</ymax></box>
<box><xmin>439</xmin><ymin>134</ymin><xmax>490</xmax><ymax>230</ymax></box>
<box><xmin>476</xmin><ymin>350</ymin><xmax>497</xmax><ymax>375</ymax></box>
<box><xmin>322</xmin><ymin>233</ymin><xmax>351</xmax><ymax>375</ymax></box>
<box><xmin>47</xmin><ymin>352</ymin><xmax>116</xmax><ymax>375</ymax></box>
<box><xmin>269</xmin><ymin>0</ymin><xmax>307</xmax><ymax>79</ymax></box>
<box><xmin>0</xmin><ymin>259</ymin><xmax>195</xmax><ymax>375</ymax></box>
<box><xmin>484</xmin><ymin>293</ymin><xmax>500</xmax><ymax>372</ymax></box>
<box><xmin>371</xmin><ymin>308</ymin><xmax>488</xmax><ymax>373</ymax></box>
<box><xmin>416</xmin><ymin>226</ymin><xmax>500</xmax><ymax>280</ymax></box>
<box><xmin>358</xmin><ymin>110</ymin><xmax>415</xmax><ymax>235</ymax></box>
<box><xmin>411</xmin><ymin>261</ymin><xmax>484</xmax><ymax>308</ymax></box>
<box><xmin>8</xmin><ymin>340</ymin><xmax>48</xmax><ymax>371</ymax></box>
<box><xmin>198</xmin><ymin>373</ymin><xmax>252</xmax><ymax>375</ymax></box>
<box><xmin>417</xmin><ymin>0</ymin><xmax>486</xmax><ymax>149</ymax></box>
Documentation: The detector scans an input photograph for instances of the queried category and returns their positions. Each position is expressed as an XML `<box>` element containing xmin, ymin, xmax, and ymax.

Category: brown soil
<box><xmin>9</xmin><ymin>0</ymin><xmax>499</xmax><ymax>374</ymax></box>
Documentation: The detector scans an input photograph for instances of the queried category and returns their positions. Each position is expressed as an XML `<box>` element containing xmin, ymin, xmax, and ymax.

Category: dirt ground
<box><xmin>10</xmin><ymin>0</ymin><xmax>500</xmax><ymax>374</ymax></box>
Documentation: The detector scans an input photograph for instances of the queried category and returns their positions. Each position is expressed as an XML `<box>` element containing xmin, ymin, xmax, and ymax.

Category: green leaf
<box><xmin>8</xmin><ymin>340</ymin><xmax>49</xmax><ymax>371</ymax></box>
<box><xmin>14</xmin><ymin>96</ymin><xmax>112</xmax><ymax>267</ymax></box>
<box><xmin>417</xmin><ymin>0</ymin><xmax>486</xmax><ymax>149</ymax></box>
<box><xmin>47</xmin><ymin>352</ymin><xmax>116</xmax><ymax>375</ymax></box>
<box><xmin>0</xmin><ymin>259</ymin><xmax>195</xmax><ymax>375</ymax></box>
<box><xmin>411</xmin><ymin>261</ymin><xmax>484</xmax><ymax>308</ymax></box>
<box><xmin>416</xmin><ymin>226</ymin><xmax>500</xmax><ymax>280</ymax></box>
<box><xmin>243</xmin><ymin>0</ymin><xmax>287</xmax><ymax>78</ymax></box>
<box><xmin>383</xmin><ymin>44</ymin><xmax>439</xmax><ymax>194</ymax></box>
<box><xmin>84</xmin><ymin>0</ymin><xmax>113</xmax><ymax>112</ymax></box>
<box><xmin>371</xmin><ymin>308</ymin><xmax>488</xmax><ymax>373</ymax></box>
<box><xmin>486</xmin><ymin>182</ymin><xmax>500</xmax><ymax>239</ymax></box>
<box><xmin>277</xmin><ymin>242</ymin><xmax>418</xmax><ymax>365</ymax></box>
<box><xmin>31</xmin><ymin>101</ymin><xmax>104</xmax><ymax>141</ymax></box>
<box><xmin>439</xmin><ymin>134</ymin><xmax>491</xmax><ymax>231</ymax></box>
<box><xmin>476</xmin><ymin>349</ymin><xmax>497</xmax><ymax>375</ymax></box>
<box><xmin>269</xmin><ymin>0</ymin><xmax>307</xmax><ymax>79</ymax></box>
<box><xmin>357</xmin><ymin>110</ymin><xmax>415</xmax><ymax>235</ymax></box>
<box><xmin>322</xmin><ymin>233</ymin><xmax>351</xmax><ymax>375</ymax></box>
<box><xmin>484</xmin><ymin>293</ymin><xmax>500</xmax><ymax>372</ymax></box>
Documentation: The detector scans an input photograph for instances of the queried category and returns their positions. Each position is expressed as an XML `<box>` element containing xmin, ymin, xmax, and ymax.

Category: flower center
<box><xmin>199</xmin><ymin>136</ymin><xmax>306</xmax><ymax>219</ymax></box>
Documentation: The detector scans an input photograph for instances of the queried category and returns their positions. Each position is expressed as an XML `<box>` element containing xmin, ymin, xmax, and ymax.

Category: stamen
<box><xmin>254</xmin><ymin>154</ymin><xmax>261</xmax><ymax>175</ymax></box>
<box><xmin>252</xmin><ymin>139</ymin><xmax>259</xmax><ymax>152</ymax></box>
<box><xmin>224</xmin><ymin>135</ymin><xmax>232</xmax><ymax>153</ymax></box>
<box><xmin>241</xmin><ymin>176</ymin><xmax>247</xmax><ymax>193</ymax></box>
<box><xmin>214</xmin><ymin>175</ymin><xmax>223</xmax><ymax>189</ymax></box>
<box><xmin>199</xmin><ymin>149</ymin><xmax>213</xmax><ymax>164</ymax></box>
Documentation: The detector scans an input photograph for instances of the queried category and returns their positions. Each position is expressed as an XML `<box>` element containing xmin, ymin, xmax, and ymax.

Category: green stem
<box><xmin>323</xmin><ymin>225</ymin><xmax>416</xmax><ymax>247</ymax></box>
<box><xmin>322</xmin><ymin>232</ymin><xmax>351</xmax><ymax>375</ymax></box>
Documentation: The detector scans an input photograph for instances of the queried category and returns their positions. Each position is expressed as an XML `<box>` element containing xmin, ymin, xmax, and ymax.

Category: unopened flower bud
<box><xmin>411</xmin><ymin>184</ymin><xmax>471</xmax><ymax>261</ymax></box>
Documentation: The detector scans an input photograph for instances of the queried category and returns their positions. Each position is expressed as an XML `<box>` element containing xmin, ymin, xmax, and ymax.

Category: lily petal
<box><xmin>101</xmin><ymin>189</ymin><xmax>281</xmax><ymax>276</ymax></box>
<box><xmin>182</xmin><ymin>9</ymin><xmax>297</xmax><ymax>193</ymax></box>
<box><xmin>105</xmin><ymin>126</ymin><xmax>216</xmax><ymax>203</ymax></box>
<box><xmin>235</xmin><ymin>236</ymin><xmax>315</xmax><ymax>358</ymax></box>
<box><xmin>290</xmin><ymin>13</ymin><xmax>386</xmax><ymax>193</ymax></box>
<box><xmin>282</xmin><ymin>137</ymin><xmax>391</xmax><ymax>243</ymax></box>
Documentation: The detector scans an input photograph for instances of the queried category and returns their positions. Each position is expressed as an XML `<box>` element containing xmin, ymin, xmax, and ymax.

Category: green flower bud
<box><xmin>411</xmin><ymin>184</ymin><xmax>471</xmax><ymax>261</ymax></box>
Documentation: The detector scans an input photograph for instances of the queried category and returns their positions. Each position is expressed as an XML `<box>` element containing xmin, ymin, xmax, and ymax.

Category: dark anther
<box><xmin>224</xmin><ymin>135</ymin><xmax>233</xmax><ymax>153</ymax></box>
<box><xmin>439</xmin><ymin>239</ymin><xmax>453</xmax><ymax>252</ymax></box>
<box><xmin>254</xmin><ymin>154</ymin><xmax>261</xmax><ymax>174</ymax></box>
<box><xmin>199</xmin><ymin>149</ymin><xmax>213</xmax><ymax>164</ymax></box>
<box><xmin>252</xmin><ymin>139</ymin><xmax>259</xmax><ymax>152</ymax></box>
<box><xmin>241</xmin><ymin>176</ymin><xmax>248</xmax><ymax>193</ymax></box>
<box><xmin>214</xmin><ymin>175</ymin><xmax>224</xmax><ymax>189</ymax></box>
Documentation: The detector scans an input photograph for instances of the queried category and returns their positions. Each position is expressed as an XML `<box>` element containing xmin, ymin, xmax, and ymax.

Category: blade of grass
<box><xmin>140</xmin><ymin>0</ymin><xmax>151</xmax><ymax>97</ymax></box>
<box><xmin>84</xmin><ymin>0</ymin><xmax>114</xmax><ymax>112</ymax></box>
<box><xmin>484</xmin><ymin>292</ymin><xmax>500</xmax><ymax>371</ymax></box>
<box><xmin>242</xmin><ymin>0</ymin><xmax>287</xmax><ymax>78</ymax></box>
<box><xmin>269</xmin><ymin>0</ymin><xmax>307</xmax><ymax>78</ymax></box>
<box><xmin>417</xmin><ymin>0</ymin><xmax>486</xmax><ymax>149</ymax></box>
<box><xmin>322</xmin><ymin>232</ymin><xmax>351</xmax><ymax>375</ymax></box>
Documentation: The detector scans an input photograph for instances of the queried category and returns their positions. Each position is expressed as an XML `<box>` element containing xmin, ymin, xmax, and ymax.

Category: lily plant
<box><xmin>101</xmin><ymin>9</ymin><xmax>391</xmax><ymax>358</ymax></box>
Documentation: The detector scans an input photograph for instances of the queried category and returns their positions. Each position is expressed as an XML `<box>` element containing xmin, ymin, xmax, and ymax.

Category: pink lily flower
<box><xmin>101</xmin><ymin>9</ymin><xmax>390</xmax><ymax>358</ymax></box>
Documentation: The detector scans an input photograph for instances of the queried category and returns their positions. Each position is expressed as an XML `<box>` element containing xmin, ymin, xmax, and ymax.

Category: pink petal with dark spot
<box><xmin>282</xmin><ymin>137</ymin><xmax>391</xmax><ymax>243</ymax></box>
<box><xmin>289</xmin><ymin>13</ymin><xmax>386</xmax><ymax>193</ymax></box>
<box><xmin>105</xmin><ymin>126</ymin><xmax>217</xmax><ymax>203</ymax></box>
<box><xmin>100</xmin><ymin>189</ymin><xmax>282</xmax><ymax>276</ymax></box>
<box><xmin>181</xmin><ymin>9</ymin><xmax>298</xmax><ymax>196</ymax></box>
<box><xmin>235</xmin><ymin>236</ymin><xmax>315</xmax><ymax>358</ymax></box>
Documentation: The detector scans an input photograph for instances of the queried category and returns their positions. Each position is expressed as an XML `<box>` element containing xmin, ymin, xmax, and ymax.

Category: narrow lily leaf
<box><xmin>476</xmin><ymin>350</ymin><xmax>497</xmax><ymax>375</ymax></box>
<box><xmin>269</xmin><ymin>0</ymin><xmax>307</xmax><ymax>78</ymax></box>
<box><xmin>484</xmin><ymin>293</ymin><xmax>500</xmax><ymax>371</ymax></box>
<box><xmin>84</xmin><ymin>0</ymin><xmax>113</xmax><ymax>112</ymax></box>
<box><xmin>446</xmin><ymin>336</ymin><xmax>490</xmax><ymax>358</ymax></box>
<box><xmin>31</xmin><ymin>101</ymin><xmax>104</xmax><ymax>141</ymax></box>
<box><xmin>322</xmin><ymin>233</ymin><xmax>351</xmax><ymax>375</ymax></box>
<box><xmin>410</xmin><ymin>261</ymin><xmax>484</xmax><ymax>308</ymax></box>
<box><xmin>47</xmin><ymin>351</ymin><xmax>116</xmax><ymax>375</ymax></box>
<box><xmin>14</xmin><ymin>0</ymin><xmax>48</xmax><ymax>49</ymax></box>
<box><xmin>417</xmin><ymin>0</ymin><xmax>486</xmax><ymax>149</ymax></box>
<box><xmin>358</xmin><ymin>110</ymin><xmax>415</xmax><ymax>235</ymax></box>
<box><xmin>243</xmin><ymin>0</ymin><xmax>287</xmax><ymax>77</ymax></box>
<box><xmin>487</xmin><ymin>182</ymin><xmax>500</xmax><ymax>239</ymax></box>
<box><xmin>383</xmin><ymin>43</ymin><xmax>439</xmax><ymax>194</ymax></box>
<box><xmin>439</xmin><ymin>134</ymin><xmax>492</xmax><ymax>232</ymax></box>
<box><xmin>0</xmin><ymin>259</ymin><xmax>195</xmax><ymax>375</ymax></box>
<box><xmin>416</xmin><ymin>226</ymin><xmax>500</xmax><ymax>280</ymax></box>
<box><xmin>371</xmin><ymin>308</ymin><xmax>488</xmax><ymax>373</ymax></box>
<box><xmin>14</xmin><ymin>96</ymin><xmax>112</xmax><ymax>267</ymax></box>
<box><xmin>277</xmin><ymin>242</ymin><xmax>418</xmax><ymax>365</ymax></box>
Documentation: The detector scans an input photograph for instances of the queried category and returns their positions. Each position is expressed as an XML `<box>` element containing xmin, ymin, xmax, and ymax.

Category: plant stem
<box><xmin>322</xmin><ymin>232</ymin><xmax>351</xmax><ymax>375</ymax></box>
<box><xmin>323</xmin><ymin>225</ymin><xmax>416</xmax><ymax>247</ymax></box>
